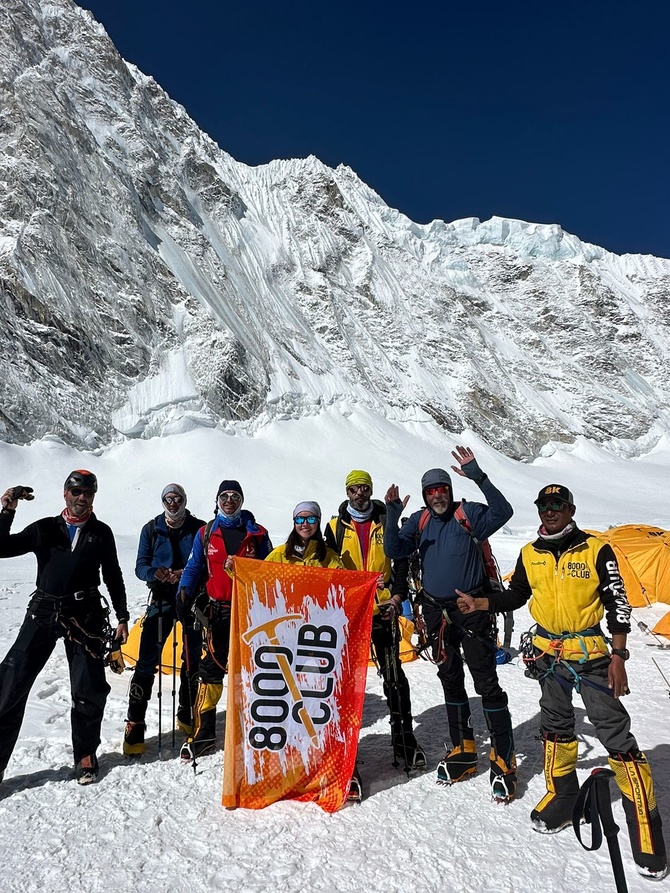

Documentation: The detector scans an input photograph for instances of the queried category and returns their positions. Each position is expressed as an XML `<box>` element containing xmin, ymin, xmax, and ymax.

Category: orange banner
<box><xmin>222</xmin><ymin>557</ymin><xmax>378</xmax><ymax>813</ymax></box>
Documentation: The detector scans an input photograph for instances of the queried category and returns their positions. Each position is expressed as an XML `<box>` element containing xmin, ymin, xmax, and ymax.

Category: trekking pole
<box><xmin>171</xmin><ymin>621</ymin><xmax>178</xmax><ymax>749</ymax></box>
<box><xmin>637</xmin><ymin>621</ymin><xmax>670</xmax><ymax>649</ymax></box>
<box><xmin>651</xmin><ymin>657</ymin><xmax>670</xmax><ymax>697</ymax></box>
<box><xmin>157</xmin><ymin>600</ymin><xmax>163</xmax><ymax>758</ymax></box>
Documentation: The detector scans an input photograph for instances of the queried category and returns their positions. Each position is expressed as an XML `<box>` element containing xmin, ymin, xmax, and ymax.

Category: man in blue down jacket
<box><xmin>384</xmin><ymin>446</ymin><xmax>516</xmax><ymax>802</ymax></box>
<box><xmin>124</xmin><ymin>484</ymin><xmax>205</xmax><ymax>756</ymax></box>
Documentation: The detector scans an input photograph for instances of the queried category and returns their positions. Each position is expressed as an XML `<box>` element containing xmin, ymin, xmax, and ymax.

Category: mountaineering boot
<box><xmin>531</xmin><ymin>734</ymin><xmax>579</xmax><ymax>833</ymax></box>
<box><xmin>75</xmin><ymin>754</ymin><xmax>99</xmax><ymax>785</ymax></box>
<box><xmin>124</xmin><ymin>672</ymin><xmax>153</xmax><ymax>754</ymax></box>
<box><xmin>436</xmin><ymin>738</ymin><xmax>478</xmax><ymax>786</ymax></box>
<box><xmin>123</xmin><ymin>721</ymin><xmax>146</xmax><ymax>756</ymax></box>
<box><xmin>608</xmin><ymin>751</ymin><xmax>668</xmax><ymax>880</ymax></box>
<box><xmin>393</xmin><ymin>732</ymin><xmax>427</xmax><ymax>770</ymax></box>
<box><xmin>482</xmin><ymin>701</ymin><xmax>516</xmax><ymax>802</ymax></box>
<box><xmin>489</xmin><ymin>748</ymin><xmax>517</xmax><ymax>803</ymax></box>
<box><xmin>347</xmin><ymin>766</ymin><xmax>363</xmax><ymax>803</ymax></box>
<box><xmin>123</xmin><ymin>721</ymin><xmax>146</xmax><ymax>757</ymax></box>
<box><xmin>180</xmin><ymin>682</ymin><xmax>222</xmax><ymax>761</ymax></box>
<box><xmin>391</xmin><ymin>714</ymin><xmax>427</xmax><ymax>770</ymax></box>
<box><xmin>483</xmin><ymin>701</ymin><xmax>515</xmax><ymax>800</ymax></box>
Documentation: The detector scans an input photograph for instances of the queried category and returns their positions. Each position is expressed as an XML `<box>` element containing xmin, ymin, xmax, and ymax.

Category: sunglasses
<box><xmin>347</xmin><ymin>485</ymin><xmax>371</xmax><ymax>494</ymax></box>
<box><xmin>163</xmin><ymin>495</ymin><xmax>184</xmax><ymax>507</ymax></box>
<box><xmin>294</xmin><ymin>515</ymin><xmax>318</xmax><ymax>525</ymax></box>
<box><xmin>68</xmin><ymin>488</ymin><xmax>95</xmax><ymax>498</ymax></box>
<box><xmin>425</xmin><ymin>485</ymin><xmax>449</xmax><ymax>496</ymax></box>
<box><xmin>537</xmin><ymin>500</ymin><xmax>568</xmax><ymax>513</ymax></box>
<box><xmin>218</xmin><ymin>492</ymin><xmax>242</xmax><ymax>504</ymax></box>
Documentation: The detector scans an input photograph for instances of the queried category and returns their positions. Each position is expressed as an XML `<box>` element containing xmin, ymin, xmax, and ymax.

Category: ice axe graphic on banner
<box><xmin>243</xmin><ymin>615</ymin><xmax>320</xmax><ymax>747</ymax></box>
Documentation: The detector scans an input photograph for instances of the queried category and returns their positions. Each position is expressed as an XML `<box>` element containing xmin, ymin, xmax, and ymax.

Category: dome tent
<box><xmin>586</xmin><ymin>524</ymin><xmax>670</xmax><ymax>641</ymax></box>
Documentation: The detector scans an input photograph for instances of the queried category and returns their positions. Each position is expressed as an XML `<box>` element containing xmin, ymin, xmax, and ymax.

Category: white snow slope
<box><xmin>3</xmin><ymin>0</ymin><xmax>670</xmax><ymax>458</ymax></box>
<box><xmin>0</xmin><ymin>413</ymin><xmax>669</xmax><ymax>893</ymax></box>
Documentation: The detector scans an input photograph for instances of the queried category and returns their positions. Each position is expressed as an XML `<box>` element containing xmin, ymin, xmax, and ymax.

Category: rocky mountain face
<box><xmin>2</xmin><ymin>0</ymin><xmax>670</xmax><ymax>458</ymax></box>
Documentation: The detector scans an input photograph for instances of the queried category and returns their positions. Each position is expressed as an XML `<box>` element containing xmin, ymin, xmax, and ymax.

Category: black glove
<box><xmin>378</xmin><ymin>595</ymin><xmax>402</xmax><ymax>621</ymax></box>
<box><xmin>12</xmin><ymin>485</ymin><xmax>35</xmax><ymax>501</ymax></box>
<box><xmin>460</xmin><ymin>458</ymin><xmax>486</xmax><ymax>483</ymax></box>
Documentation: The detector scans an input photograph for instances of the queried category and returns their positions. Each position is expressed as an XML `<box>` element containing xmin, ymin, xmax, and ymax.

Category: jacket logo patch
<box><xmin>566</xmin><ymin>561</ymin><xmax>591</xmax><ymax>579</ymax></box>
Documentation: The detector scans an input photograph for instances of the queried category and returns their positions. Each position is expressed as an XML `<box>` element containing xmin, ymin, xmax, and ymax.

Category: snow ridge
<box><xmin>1</xmin><ymin>0</ymin><xmax>670</xmax><ymax>457</ymax></box>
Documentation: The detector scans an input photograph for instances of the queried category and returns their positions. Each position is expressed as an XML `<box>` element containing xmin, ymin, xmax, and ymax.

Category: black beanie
<box><xmin>217</xmin><ymin>480</ymin><xmax>243</xmax><ymax>499</ymax></box>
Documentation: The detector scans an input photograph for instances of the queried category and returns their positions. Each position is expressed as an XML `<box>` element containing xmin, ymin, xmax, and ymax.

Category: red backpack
<box><xmin>417</xmin><ymin>500</ymin><xmax>503</xmax><ymax>592</ymax></box>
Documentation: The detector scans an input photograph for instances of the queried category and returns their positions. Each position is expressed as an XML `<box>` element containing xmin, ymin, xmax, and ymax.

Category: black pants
<box><xmin>423</xmin><ymin>601</ymin><xmax>513</xmax><ymax>761</ymax></box>
<box><xmin>199</xmin><ymin>601</ymin><xmax>231</xmax><ymax>685</ymax></box>
<box><xmin>132</xmin><ymin>599</ymin><xmax>202</xmax><ymax>718</ymax></box>
<box><xmin>0</xmin><ymin>603</ymin><xmax>110</xmax><ymax>772</ymax></box>
<box><xmin>370</xmin><ymin>615</ymin><xmax>413</xmax><ymax>732</ymax></box>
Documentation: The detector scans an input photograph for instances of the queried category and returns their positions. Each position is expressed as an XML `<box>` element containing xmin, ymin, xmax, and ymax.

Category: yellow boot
<box><xmin>436</xmin><ymin>738</ymin><xmax>478</xmax><ymax>785</ymax></box>
<box><xmin>180</xmin><ymin>682</ymin><xmax>223</xmax><ymax>761</ymax></box>
<box><xmin>609</xmin><ymin>751</ymin><xmax>667</xmax><ymax>880</ymax></box>
<box><xmin>531</xmin><ymin>734</ymin><xmax>579</xmax><ymax>833</ymax></box>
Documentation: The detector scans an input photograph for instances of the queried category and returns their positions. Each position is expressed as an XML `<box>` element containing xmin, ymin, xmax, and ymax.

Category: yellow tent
<box><xmin>586</xmin><ymin>524</ymin><xmax>670</xmax><ymax>641</ymax></box>
<box><xmin>121</xmin><ymin>615</ymin><xmax>185</xmax><ymax>675</ymax></box>
<box><xmin>123</xmin><ymin>613</ymin><xmax>418</xmax><ymax>674</ymax></box>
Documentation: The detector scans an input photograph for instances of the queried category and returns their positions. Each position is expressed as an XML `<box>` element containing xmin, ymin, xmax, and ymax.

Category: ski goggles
<box><xmin>68</xmin><ymin>488</ymin><xmax>95</xmax><ymax>498</ymax></box>
<box><xmin>163</xmin><ymin>495</ymin><xmax>184</xmax><ymax>507</ymax></box>
<box><xmin>218</xmin><ymin>491</ymin><xmax>242</xmax><ymax>504</ymax></box>
<box><xmin>536</xmin><ymin>500</ymin><xmax>568</xmax><ymax>513</ymax></box>
<box><xmin>425</xmin><ymin>485</ymin><xmax>449</xmax><ymax>496</ymax></box>
<box><xmin>347</xmin><ymin>484</ymin><xmax>371</xmax><ymax>494</ymax></box>
<box><xmin>294</xmin><ymin>515</ymin><xmax>318</xmax><ymax>525</ymax></box>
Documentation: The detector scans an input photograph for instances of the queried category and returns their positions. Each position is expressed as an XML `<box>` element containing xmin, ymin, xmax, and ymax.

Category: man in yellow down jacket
<box><xmin>326</xmin><ymin>470</ymin><xmax>424</xmax><ymax>775</ymax></box>
<box><xmin>458</xmin><ymin>484</ymin><xmax>667</xmax><ymax>881</ymax></box>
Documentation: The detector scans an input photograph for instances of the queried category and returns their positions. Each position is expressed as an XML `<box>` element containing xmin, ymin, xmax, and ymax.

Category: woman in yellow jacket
<box><xmin>266</xmin><ymin>502</ymin><xmax>344</xmax><ymax>568</ymax></box>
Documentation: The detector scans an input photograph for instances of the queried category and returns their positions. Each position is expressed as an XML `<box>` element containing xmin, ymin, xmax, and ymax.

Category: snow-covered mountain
<box><xmin>2</xmin><ymin>0</ymin><xmax>670</xmax><ymax>458</ymax></box>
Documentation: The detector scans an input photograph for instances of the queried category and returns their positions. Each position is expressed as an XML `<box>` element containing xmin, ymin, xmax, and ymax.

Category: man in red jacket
<box><xmin>177</xmin><ymin>479</ymin><xmax>272</xmax><ymax>761</ymax></box>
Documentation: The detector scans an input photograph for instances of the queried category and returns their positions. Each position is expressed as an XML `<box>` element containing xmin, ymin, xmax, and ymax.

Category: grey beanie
<box><xmin>421</xmin><ymin>468</ymin><xmax>452</xmax><ymax>492</ymax></box>
<box><xmin>293</xmin><ymin>501</ymin><xmax>321</xmax><ymax>519</ymax></box>
<box><xmin>161</xmin><ymin>483</ymin><xmax>187</xmax><ymax>504</ymax></box>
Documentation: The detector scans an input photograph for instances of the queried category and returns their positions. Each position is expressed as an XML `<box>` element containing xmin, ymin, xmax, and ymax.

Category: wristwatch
<box><xmin>610</xmin><ymin>648</ymin><xmax>630</xmax><ymax>661</ymax></box>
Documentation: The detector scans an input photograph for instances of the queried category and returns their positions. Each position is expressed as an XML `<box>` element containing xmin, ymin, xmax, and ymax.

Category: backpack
<box><xmin>417</xmin><ymin>500</ymin><xmax>503</xmax><ymax>593</ymax></box>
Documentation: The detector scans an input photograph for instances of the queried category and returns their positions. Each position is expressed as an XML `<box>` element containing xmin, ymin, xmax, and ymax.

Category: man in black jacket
<box><xmin>0</xmin><ymin>471</ymin><xmax>129</xmax><ymax>785</ymax></box>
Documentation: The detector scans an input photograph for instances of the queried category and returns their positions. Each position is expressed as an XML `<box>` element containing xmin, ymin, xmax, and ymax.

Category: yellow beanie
<box><xmin>345</xmin><ymin>470</ymin><xmax>373</xmax><ymax>491</ymax></box>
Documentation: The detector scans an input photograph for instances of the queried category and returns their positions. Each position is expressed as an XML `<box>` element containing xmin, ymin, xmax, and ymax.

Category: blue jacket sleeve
<box><xmin>383</xmin><ymin>502</ymin><xmax>420</xmax><ymax>559</ymax></box>
<box><xmin>135</xmin><ymin>521</ymin><xmax>156</xmax><ymax>583</ymax></box>
<box><xmin>465</xmin><ymin>477</ymin><xmax>514</xmax><ymax>541</ymax></box>
<box><xmin>179</xmin><ymin>528</ymin><xmax>206</xmax><ymax>600</ymax></box>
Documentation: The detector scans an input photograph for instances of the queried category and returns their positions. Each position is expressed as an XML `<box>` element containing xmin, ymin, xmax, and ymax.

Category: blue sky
<box><xmin>80</xmin><ymin>0</ymin><xmax>669</xmax><ymax>257</ymax></box>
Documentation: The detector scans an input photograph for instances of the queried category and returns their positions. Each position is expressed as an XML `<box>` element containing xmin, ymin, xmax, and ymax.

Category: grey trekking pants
<box><xmin>536</xmin><ymin>652</ymin><xmax>638</xmax><ymax>754</ymax></box>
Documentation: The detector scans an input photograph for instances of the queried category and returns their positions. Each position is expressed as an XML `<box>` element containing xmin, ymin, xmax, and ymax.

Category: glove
<box><xmin>11</xmin><ymin>485</ymin><xmax>34</xmax><ymax>501</ymax></box>
<box><xmin>378</xmin><ymin>595</ymin><xmax>402</xmax><ymax>621</ymax></box>
<box><xmin>107</xmin><ymin>637</ymin><xmax>125</xmax><ymax>674</ymax></box>
<box><xmin>460</xmin><ymin>457</ymin><xmax>486</xmax><ymax>483</ymax></box>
